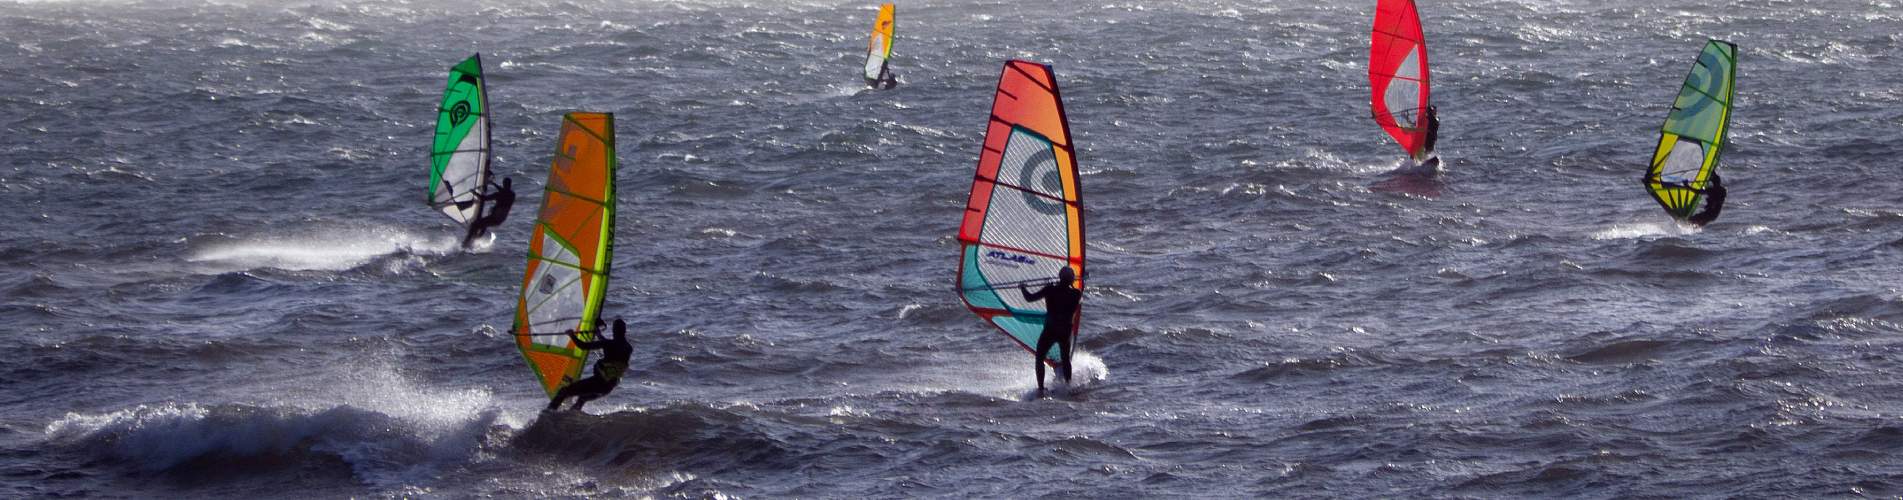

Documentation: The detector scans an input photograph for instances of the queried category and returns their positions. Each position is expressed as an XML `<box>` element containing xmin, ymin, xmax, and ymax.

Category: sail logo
<box><xmin>1678</xmin><ymin>45</ymin><xmax>1730</xmax><ymax>128</ymax></box>
<box><xmin>985</xmin><ymin>250</ymin><xmax>1035</xmax><ymax>267</ymax></box>
<box><xmin>1008</xmin><ymin>130</ymin><xmax>1065</xmax><ymax>216</ymax></box>
<box><xmin>450</xmin><ymin>101</ymin><xmax>472</xmax><ymax>127</ymax></box>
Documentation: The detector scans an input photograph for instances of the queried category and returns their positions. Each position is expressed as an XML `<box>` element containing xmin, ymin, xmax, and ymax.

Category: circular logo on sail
<box><xmin>1678</xmin><ymin>48</ymin><xmax>1727</xmax><ymax>122</ymax></box>
<box><xmin>538</xmin><ymin>274</ymin><xmax>558</xmax><ymax>295</ymax></box>
<box><xmin>1016</xmin><ymin>147</ymin><xmax>1064</xmax><ymax>216</ymax></box>
<box><xmin>449</xmin><ymin>101</ymin><xmax>471</xmax><ymax>127</ymax></box>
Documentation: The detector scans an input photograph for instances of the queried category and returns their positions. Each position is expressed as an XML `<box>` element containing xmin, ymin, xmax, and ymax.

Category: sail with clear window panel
<box><xmin>863</xmin><ymin>3</ymin><xmax>896</xmax><ymax>83</ymax></box>
<box><xmin>1368</xmin><ymin>0</ymin><xmax>1432</xmax><ymax>158</ymax></box>
<box><xmin>513</xmin><ymin>112</ymin><xmax>617</xmax><ymax>396</ymax></box>
<box><xmin>429</xmin><ymin>54</ymin><xmax>492</xmax><ymax>227</ymax></box>
<box><xmin>956</xmin><ymin>60</ymin><xmax>1084</xmax><ymax>366</ymax></box>
<box><xmin>1641</xmin><ymin>40</ymin><xmax>1737</xmax><ymax>219</ymax></box>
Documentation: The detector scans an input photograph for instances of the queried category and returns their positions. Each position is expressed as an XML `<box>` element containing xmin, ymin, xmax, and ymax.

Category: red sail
<box><xmin>1369</xmin><ymin>0</ymin><xmax>1432</xmax><ymax>157</ymax></box>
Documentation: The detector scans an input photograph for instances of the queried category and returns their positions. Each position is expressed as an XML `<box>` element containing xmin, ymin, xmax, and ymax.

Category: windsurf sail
<box><xmin>1369</xmin><ymin>0</ymin><xmax>1432</xmax><ymax>158</ymax></box>
<box><xmin>956</xmin><ymin>60</ymin><xmax>1084</xmax><ymax>366</ymax></box>
<box><xmin>1641</xmin><ymin>40</ymin><xmax>1738</xmax><ymax>219</ymax></box>
<box><xmin>863</xmin><ymin>3</ymin><xmax>896</xmax><ymax>83</ymax></box>
<box><xmin>512</xmin><ymin>112</ymin><xmax>617</xmax><ymax>397</ymax></box>
<box><xmin>429</xmin><ymin>54</ymin><xmax>492</xmax><ymax>226</ymax></box>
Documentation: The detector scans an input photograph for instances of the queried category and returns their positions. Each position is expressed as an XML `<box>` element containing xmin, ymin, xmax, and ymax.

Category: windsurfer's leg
<box><xmin>569</xmin><ymin>380</ymin><xmax>618</xmax><ymax>411</ymax></box>
<box><xmin>462</xmin><ymin>222</ymin><xmax>484</xmax><ymax>247</ymax></box>
<box><xmin>1035</xmin><ymin>332</ymin><xmax>1060</xmax><ymax>391</ymax></box>
<box><xmin>1058</xmin><ymin>333</ymin><xmax>1073</xmax><ymax>383</ymax></box>
<box><xmin>548</xmin><ymin>377</ymin><xmax>600</xmax><ymax>410</ymax></box>
<box><xmin>1033</xmin><ymin>354</ymin><xmax>1046</xmax><ymax>392</ymax></box>
<box><xmin>463</xmin><ymin>213</ymin><xmax>499</xmax><ymax>247</ymax></box>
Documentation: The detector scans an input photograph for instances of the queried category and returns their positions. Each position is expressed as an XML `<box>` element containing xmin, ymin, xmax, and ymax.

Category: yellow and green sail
<box><xmin>1641</xmin><ymin>40</ymin><xmax>1737</xmax><ymax>219</ymax></box>
<box><xmin>429</xmin><ymin>54</ymin><xmax>491</xmax><ymax>227</ymax></box>
<box><xmin>512</xmin><ymin>112</ymin><xmax>617</xmax><ymax>397</ymax></box>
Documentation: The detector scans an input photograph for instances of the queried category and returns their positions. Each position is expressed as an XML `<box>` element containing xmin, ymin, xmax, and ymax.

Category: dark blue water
<box><xmin>3</xmin><ymin>0</ymin><xmax>1902</xmax><ymax>497</ymax></box>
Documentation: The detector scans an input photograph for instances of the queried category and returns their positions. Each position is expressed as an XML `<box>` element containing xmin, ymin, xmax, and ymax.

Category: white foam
<box><xmin>1067</xmin><ymin>351</ymin><xmax>1110</xmax><ymax>386</ymax></box>
<box><xmin>43</xmin><ymin>356</ymin><xmax>506</xmax><ymax>486</ymax></box>
<box><xmin>1008</xmin><ymin>351</ymin><xmax>1108</xmax><ymax>400</ymax></box>
<box><xmin>1590</xmin><ymin>219</ymin><xmax>1695</xmax><ymax>240</ymax></box>
<box><xmin>186</xmin><ymin>224</ymin><xmax>463</xmax><ymax>272</ymax></box>
<box><xmin>1384</xmin><ymin>155</ymin><xmax>1444</xmax><ymax>176</ymax></box>
<box><xmin>885</xmin><ymin>348</ymin><xmax>1110</xmax><ymax>400</ymax></box>
<box><xmin>294</xmin><ymin>361</ymin><xmax>497</xmax><ymax>440</ymax></box>
<box><xmin>829</xmin><ymin>82</ymin><xmax>870</xmax><ymax>99</ymax></box>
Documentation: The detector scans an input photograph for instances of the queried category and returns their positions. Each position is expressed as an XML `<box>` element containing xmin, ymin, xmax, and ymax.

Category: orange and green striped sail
<box><xmin>956</xmin><ymin>60</ymin><xmax>1084</xmax><ymax>366</ymax></box>
<box><xmin>513</xmin><ymin>112</ymin><xmax>617</xmax><ymax>397</ymax></box>
<box><xmin>1641</xmin><ymin>40</ymin><xmax>1737</xmax><ymax>219</ymax></box>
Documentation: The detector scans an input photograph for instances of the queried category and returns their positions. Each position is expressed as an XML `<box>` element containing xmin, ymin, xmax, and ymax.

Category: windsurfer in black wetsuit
<box><xmin>1416</xmin><ymin>105</ymin><xmax>1441</xmax><ymax>170</ymax></box>
<box><xmin>462</xmin><ymin>177</ymin><xmax>515</xmax><ymax>248</ymax></box>
<box><xmin>1685</xmin><ymin>172</ymin><xmax>1726</xmax><ymax>227</ymax></box>
<box><xmin>871</xmin><ymin>65</ymin><xmax>898</xmax><ymax>89</ymax></box>
<box><xmin>546</xmin><ymin>318</ymin><xmax>633</xmax><ymax>412</ymax></box>
<box><xmin>1019</xmin><ymin>267</ymin><xmax>1082</xmax><ymax>396</ymax></box>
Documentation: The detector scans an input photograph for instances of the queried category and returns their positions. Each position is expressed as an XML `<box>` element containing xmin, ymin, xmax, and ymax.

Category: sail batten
<box><xmin>429</xmin><ymin>54</ymin><xmax>492</xmax><ymax>227</ymax></box>
<box><xmin>512</xmin><ymin>112</ymin><xmax>618</xmax><ymax>397</ymax></box>
<box><xmin>1641</xmin><ymin>40</ymin><xmax>1737</xmax><ymax>219</ymax></box>
<box><xmin>957</xmin><ymin>60</ymin><xmax>1085</xmax><ymax>366</ymax></box>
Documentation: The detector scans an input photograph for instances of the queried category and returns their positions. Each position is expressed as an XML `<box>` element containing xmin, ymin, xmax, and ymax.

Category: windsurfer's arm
<box><xmin>1022</xmin><ymin>284</ymin><xmax>1048</xmax><ymax>302</ymax></box>
<box><xmin>1662</xmin><ymin>181</ymin><xmax>1705</xmax><ymax>193</ymax></box>
<box><xmin>1665</xmin><ymin>173</ymin><xmax>1723</xmax><ymax>194</ymax></box>
<box><xmin>568</xmin><ymin>330</ymin><xmax>606</xmax><ymax>350</ymax></box>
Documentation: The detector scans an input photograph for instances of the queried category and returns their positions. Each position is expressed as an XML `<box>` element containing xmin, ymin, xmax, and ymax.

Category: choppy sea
<box><xmin>3</xmin><ymin>0</ymin><xmax>1902</xmax><ymax>496</ymax></box>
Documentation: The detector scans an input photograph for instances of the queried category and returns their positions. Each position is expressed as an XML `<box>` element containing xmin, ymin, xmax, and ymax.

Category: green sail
<box><xmin>1641</xmin><ymin>40</ymin><xmax>1737</xmax><ymax>219</ymax></box>
<box><xmin>429</xmin><ymin>54</ymin><xmax>491</xmax><ymax>226</ymax></box>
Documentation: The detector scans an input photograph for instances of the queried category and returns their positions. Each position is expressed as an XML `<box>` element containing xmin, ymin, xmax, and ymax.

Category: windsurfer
<box><xmin>1403</xmin><ymin>105</ymin><xmax>1442</xmax><ymax>171</ymax></box>
<box><xmin>1686</xmin><ymin>172</ymin><xmax>1725</xmax><ymax>226</ymax></box>
<box><xmin>873</xmin><ymin>66</ymin><xmax>898</xmax><ymax>89</ymax></box>
<box><xmin>546</xmin><ymin>318</ymin><xmax>633</xmax><ymax>412</ymax></box>
<box><xmin>1419</xmin><ymin>105</ymin><xmax>1441</xmax><ymax>170</ymax></box>
<box><xmin>462</xmin><ymin>176</ymin><xmax>515</xmax><ymax>247</ymax></box>
<box><xmin>1019</xmin><ymin>267</ymin><xmax>1081</xmax><ymax>396</ymax></box>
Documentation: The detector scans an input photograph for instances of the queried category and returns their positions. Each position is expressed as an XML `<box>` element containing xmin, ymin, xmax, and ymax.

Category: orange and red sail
<box><xmin>956</xmin><ymin>60</ymin><xmax>1085</xmax><ymax>366</ymax></box>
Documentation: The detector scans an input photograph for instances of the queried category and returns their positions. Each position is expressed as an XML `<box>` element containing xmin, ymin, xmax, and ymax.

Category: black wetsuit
<box><xmin>463</xmin><ymin>184</ymin><xmax>515</xmax><ymax>246</ymax></box>
<box><xmin>872</xmin><ymin>66</ymin><xmax>898</xmax><ymax>89</ymax></box>
<box><xmin>1021</xmin><ymin>282</ymin><xmax>1082</xmax><ymax>388</ymax></box>
<box><xmin>1688</xmin><ymin>175</ymin><xmax>1726</xmax><ymax>227</ymax></box>
<box><xmin>1420</xmin><ymin>108</ymin><xmax>1440</xmax><ymax>158</ymax></box>
<box><xmin>546</xmin><ymin>331</ymin><xmax>633</xmax><ymax>411</ymax></box>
